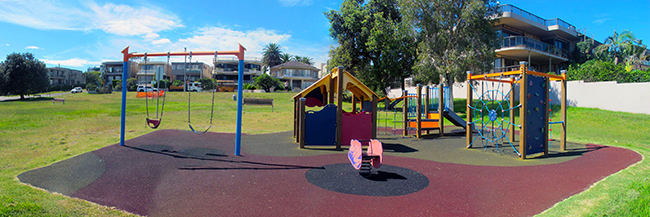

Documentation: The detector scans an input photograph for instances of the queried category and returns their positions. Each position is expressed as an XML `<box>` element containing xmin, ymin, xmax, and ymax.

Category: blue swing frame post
<box><xmin>120</xmin><ymin>45</ymin><xmax>247</xmax><ymax>156</ymax></box>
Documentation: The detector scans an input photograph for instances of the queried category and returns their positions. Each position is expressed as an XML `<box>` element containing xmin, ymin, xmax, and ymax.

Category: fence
<box><xmin>391</xmin><ymin>80</ymin><xmax>650</xmax><ymax>115</ymax></box>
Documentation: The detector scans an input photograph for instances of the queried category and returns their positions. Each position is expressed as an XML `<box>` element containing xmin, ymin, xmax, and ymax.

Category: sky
<box><xmin>0</xmin><ymin>0</ymin><xmax>648</xmax><ymax>72</ymax></box>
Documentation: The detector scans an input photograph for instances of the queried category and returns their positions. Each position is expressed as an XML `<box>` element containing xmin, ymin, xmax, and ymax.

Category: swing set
<box><xmin>139</xmin><ymin>51</ymin><xmax>217</xmax><ymax>134</ymax></box>
<box><xmin>119</xmin><ymin>45</ymin><xmax>247</xmax><ymax>156</ymax></box>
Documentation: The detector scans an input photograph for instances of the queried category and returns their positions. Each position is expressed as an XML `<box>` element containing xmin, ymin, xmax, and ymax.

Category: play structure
<box><xmin>348</xmin><ymin>139</ymin><xmax>383</xmax><ymax>176</ymax></box>
<box><xmin>293</xmin><ymin>67</ymin><xmax>379</xmax><ymax>149</ymax></box>
<box><xmin>466</xmin><ymin>62</ymin><xmax>567</xmax><ymax>159</ymax></box>
<box><xmin>119</xmin><ymin>45</ymin><xmax>247</xmax><ymax>155</ymax></box>
<box><xmin>400</xmin><ymin>84</ymin><xmax>467</xmax><ymax>138</ymax></box>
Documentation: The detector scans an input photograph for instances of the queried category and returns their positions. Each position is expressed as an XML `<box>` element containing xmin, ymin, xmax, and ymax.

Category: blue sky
<box><xmin>0</xmin><ymin>0</ymin><xmax>648</xmax><ymax>71</ymax></box>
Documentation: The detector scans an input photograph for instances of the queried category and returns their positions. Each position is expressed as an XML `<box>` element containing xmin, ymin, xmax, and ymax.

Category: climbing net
<box><xmin>467</xmin><ymin>73</ymin><xmax>522</xmax><ymax>156</ymax></box>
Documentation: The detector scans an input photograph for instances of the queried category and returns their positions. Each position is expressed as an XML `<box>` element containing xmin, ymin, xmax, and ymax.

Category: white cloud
<box><xmin>278</xmin><ymin>0</ymin><xmax>313</xmax><ymax>6</ymax></box>
<box><xmin>151</xmin><ymin>38</ymin><xmax>171</xmax><ymax>45</ymax></box>
<box><xmin>43</xmin><ymin>58</ymin><xmax>101</xmax><ymax>67</ymax></box>
<box><xmin>0</xmin><ymin>1</ymin><xmax>182</xmax><ymax>37</ymax></box>
<box><xmin>5</xmin><ymin>44</ymin><xmax>10</xmax><ymax>46</ymax></box>
<box><xmin>25</xmin><ymin>46</ymin><xmax>43</xmax><ymax>50</ymax></box>
<box><xmin>592</xmin><ymin>18</ymin><xmax>611</xmax><ymax>25</ymax></box>
<box><xmin>177</xmin><ymin>27</ymin><xmax>291</xmax><ymax>58</ymax></box>
<box><xmin>88</xmin><ymin>3</ymin><xmax>182</xmax><ymax>36</ymax></box>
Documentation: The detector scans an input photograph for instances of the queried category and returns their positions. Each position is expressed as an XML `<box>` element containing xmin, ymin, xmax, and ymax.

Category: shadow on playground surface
<box><xmin>18</xmin><ymin>129</ymin><xmax>642</xmax><ymax>216</ymax></box>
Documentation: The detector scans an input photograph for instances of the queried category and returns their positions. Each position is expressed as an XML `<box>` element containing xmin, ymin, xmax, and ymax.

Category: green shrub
<box><xmin>127</xmin><ymin>78</ymin><xmax>137</xmax><ymax>91</ymax></box>
<box><xmin>86</xmin><ymin>83</ymin><xmax>97</xmax><ymax>91</ymax></box>
<box><xmin>171</xmin><ymin>80</ymin><xmax>184</xmax><ymax>86</ymax></box>
<box><xmin>243</xmin><ymin>83</ymin><xmax>257</xmax><ymax>90</ymax></box>
<box><xmin>197</xmin><ymin>78</ymin><xmax>215</xmax><ymax>90</ymax></box>
<box><xmin>568</xmin><ymin>60</ymin><xmax>650</xmax><ymax>83</ymax></box>
<box><xmin>112</xmin><ymin>79</ymin><xmax>121</xmax><ymax>89</ymax></box>
<box><xmin>154</xmin><ymin>79</ymin><xmax>170</xmax><ymax>89</ymax></box>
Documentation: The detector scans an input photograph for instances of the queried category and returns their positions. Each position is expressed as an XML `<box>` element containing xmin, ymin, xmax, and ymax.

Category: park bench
<box><xmin>52</xmin><ymin>98</ymin><xmax>65</xmax><ymax>105</ymax></box>
<box><xmin>243</xmin><ymin>98</ymin><xmax>274</xmax><ymax>112</ymax></box>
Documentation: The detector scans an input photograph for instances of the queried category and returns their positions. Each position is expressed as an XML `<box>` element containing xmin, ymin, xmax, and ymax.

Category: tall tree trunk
<box><xmin>20</xmin><ymin>94</ymin><xmax>25</xmax><ymax>100</ymax></box>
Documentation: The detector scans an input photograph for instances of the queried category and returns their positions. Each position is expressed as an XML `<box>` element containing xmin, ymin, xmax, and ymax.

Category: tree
<box><xmin>400</xmin><ymin>0</ymin><xmax>499</xmax><ymax>110</ymax></box>
<box><xmin>127</xmin><ymin>78</ymin><xmax>138</xmax><ymax>91</ymax></box>
<box><xmin>0</xmin><ymin>53</ymin><xmax>49</xmax><ymax>99</ymax></box>
<box><xmin>295</xmin><ymin>56</ymin><xmax>314</xmax><ymax>65</ymax></box>
<box><xmin>85</xmin><ymin>71</ymin><xmax>101</xmax><ymax>86</ymax></box>
<box><xmin>597</xmin><ymin>30</ymin><xmax>637</xmax><ymax>65</ymax></box>
<box><xmin>197</xmin><ymin>78</ymin><xmax>215</xmax><ymax>90</ymax></box>
<box><xmin>280</xmin><ymin>53</ymin><xmax>293</xmax><ymax>63</ymax></box>
<box><xmin>254</xmin><ymin>73</ymin><xmax>281</xmax><ymax>92</ymax></box>
<box><xmin>262</xmin><ymin>43</ymin><xmax>283</xmax><ymax>70</ymax></box>
<box><xmin>326</xmin><ymin>0</ymin><xmax>416</xmax><ymax>95</ymax></box>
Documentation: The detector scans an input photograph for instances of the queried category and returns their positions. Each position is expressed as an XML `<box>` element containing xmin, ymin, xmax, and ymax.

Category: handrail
<box><xmin>500</xmin><ymin>36</ymin><xmax>568</xmax><ymax>59</ymax></box>
<box><xmin>497</xmin><ymin>4</ymin><xmax>577</xmax><ymax>32</ymax></box>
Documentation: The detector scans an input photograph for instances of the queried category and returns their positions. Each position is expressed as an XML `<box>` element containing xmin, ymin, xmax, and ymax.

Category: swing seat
<box><xmin>146</xmin><ymin>118</ymin><xmax>161</xmax><ymax>129</ymax></box>
<box><xmin>188</xmin><ymin>123</ymin><xmax>211</xmax><ymax>134</ymax></box>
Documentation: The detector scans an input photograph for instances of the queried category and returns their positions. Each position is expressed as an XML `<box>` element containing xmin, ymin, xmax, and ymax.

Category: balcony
<box><xmin>215</xmin><ymin>57</ymin><xmax>262</xmax><ymax>62</ymax></box>
<box><xmin>497</xmin><ymin>36</ymin><xmax>568</xmax><ymax>62</ymax></box>
<box><xmin>495</xmin><ymin>4</ymin><xmax>578</xmax><ymax>39</ymax></box>
<box><xmin>274</xmin><ymin>72</ymin><xmax>319</xmax><ymax>80</ymax></box>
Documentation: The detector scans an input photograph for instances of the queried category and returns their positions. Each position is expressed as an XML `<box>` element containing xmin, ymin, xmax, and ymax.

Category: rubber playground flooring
<box><xmin>18</xmin><ymin>129</ymin><xmax>642</xmax><ymax>216</ymax></box>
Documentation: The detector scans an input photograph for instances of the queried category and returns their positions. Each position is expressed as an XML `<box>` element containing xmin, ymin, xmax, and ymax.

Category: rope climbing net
<box><xmin>467</xmin><ymin>73</ymin><xmax>522</xmax><ymax>156</ymax></box>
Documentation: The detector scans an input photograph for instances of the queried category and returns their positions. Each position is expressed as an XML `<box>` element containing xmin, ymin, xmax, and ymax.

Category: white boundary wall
<box><xmin>389</xmin><ymin>80</ymin><xmax>650</xmax><ymax>115</ymax></box>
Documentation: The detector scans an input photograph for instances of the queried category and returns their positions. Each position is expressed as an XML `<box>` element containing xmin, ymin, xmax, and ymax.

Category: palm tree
<box><xmin>298</xmin><ymin>56</ymin><xmax>314</xmax><ymax>66</ymax></box>
<box><xmin>280</xmin><ymin>53</ymin><xmax>293</xmax><ymax>63</ymax></box>
<box><xmin>262</xmin><ymin>43</ymin><xmax>283</xmax><ymax>69</ymax></box>
<box><xmin>597</xmin><ymin>30</ymin><xmax>637</xmax><ymax>65</ymax></box>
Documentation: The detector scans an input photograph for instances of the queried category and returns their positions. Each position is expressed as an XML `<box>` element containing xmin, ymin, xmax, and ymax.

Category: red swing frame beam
<box><xmin>119</xmin><ymin>44</ymin><xmax>246</xmax><ymax>156</ymax></box>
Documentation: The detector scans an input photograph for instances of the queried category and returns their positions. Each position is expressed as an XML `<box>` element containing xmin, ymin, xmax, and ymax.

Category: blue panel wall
<box><xmin>305</xmin><ymin>104</ymin><xmax>337</xmax><ymax>146</ymax></box>
<box><xmin>525</xmin><ymin>75</ymin><xmax>548</xmax><ymax>155</ymax></box>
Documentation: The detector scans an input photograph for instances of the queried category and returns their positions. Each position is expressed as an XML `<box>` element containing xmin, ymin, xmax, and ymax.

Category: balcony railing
<box><xmin>500</xmin><ymin>36</ymin><xmax>568</xmax><ymax>59</ymax></box>
<box><xmin>215</xmin><ymin>57</ymin><xmax>262</xmax><ymax>62</ymax></box>
<box><xmin>275</xmin><ymin>73</ymin><xmax>319</xmax><ymax>80</ymax></box>
<box><xmin>497</xmin><ymin>4</ymin><xmax>577</xmax><ymax>32</ymax></box>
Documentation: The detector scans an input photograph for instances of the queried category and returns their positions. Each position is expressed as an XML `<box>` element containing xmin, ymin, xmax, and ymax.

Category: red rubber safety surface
<box><xmin>20</xmin><ymin>130</ymin><xmax>642</xmax><ymax>216</ymax></box>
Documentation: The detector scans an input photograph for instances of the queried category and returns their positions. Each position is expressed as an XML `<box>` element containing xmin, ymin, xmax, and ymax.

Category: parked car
<box><xmin>137</xmin><ymin>85</ymin><xmax>157</xmax><ymax>92</ymax></box>
<box><xmin>71</xmin><ymin>87</ymin><xmax>83</xmax><ymax>93</ymax></box>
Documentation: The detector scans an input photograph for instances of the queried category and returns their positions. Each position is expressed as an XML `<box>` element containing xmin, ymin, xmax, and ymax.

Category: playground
<box><xmin>17</xmin><ymin>129</ymin><xmax>641</xmax><ymax>216</ymax></box>
<box><xmin>6</xmin><ymin>49</ymin><xmax>648</xmax><ymax>216</ymax></box>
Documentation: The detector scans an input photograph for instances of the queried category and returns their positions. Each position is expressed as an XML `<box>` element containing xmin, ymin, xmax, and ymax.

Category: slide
<box><xmin>387</xmin><ymin>97</ymin><xmax>404</xmax><ymax>109</ymax></box>
<box><xmin>444</xmin><ymin>111</ymin><xmax>467</xmax><ymax>129</ymax></box>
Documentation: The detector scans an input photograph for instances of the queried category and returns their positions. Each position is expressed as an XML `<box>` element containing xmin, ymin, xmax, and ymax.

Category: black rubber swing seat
<box><xmin>146</xmin><ymin>118</ymin><xmax>161</xmax><ymax>129</ymax></box>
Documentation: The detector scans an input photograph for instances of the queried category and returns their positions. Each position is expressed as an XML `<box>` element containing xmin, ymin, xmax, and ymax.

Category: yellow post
<box><xmin>299</xmin><ymin>98</ymin><xmax>306</xmax><ymax>148</ymax></box>
<box><xmin>544</xmin><ymin>78</ymin><xmax>550</xmax><ymax>156</ymax></box>
<box><xmin>372</xmin><ymin>95</ymin><xmax>378</xmax><ymax>139</ymax></box>
<box><xmin>560</xmin><ymin>70</ymin><xmax>567</xmax><ymax>151</ymax></box>
<box><xmin>403</xmin><ymin>90</ymin><xmax>408</xmax><ymax>137</ymax></box>
<box><xmin>439</xmin><ymin>83</ymin><xmax>444</xmax><ymax>136</ymax></box>
<box><xmin>336</xmin><ymin>67</ymin><xmax>344</xmax><ymax>150</ymax></box>
<box><xmin>509</xmin><ymin>77</ymin><xmax>516</xmax><ymax>141</ymax></box>
<box><xmin>518</xmin><ymin>62</ymin><xmax>528</xmax><ymax>160</ymax></box>
<box><xmin>416</xmin><ymin>84</ymin><xmax>422</xmax><ymax>138</ymax></box>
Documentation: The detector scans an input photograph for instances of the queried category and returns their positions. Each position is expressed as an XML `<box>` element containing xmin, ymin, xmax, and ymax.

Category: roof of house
<box><xmin>292</xmin><ymin>67</ymin><xmax>378</xmax><ymax>100</ymax></box>
<box><xmin>271</xmin><ymin>61</ymin><xmax>319</xmax><ymax>71</ymax></box>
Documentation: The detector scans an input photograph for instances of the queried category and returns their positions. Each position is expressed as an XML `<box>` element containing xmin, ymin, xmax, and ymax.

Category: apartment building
<box><xmin>137</xmin><ymin>61</ymin><xmax>170</xmax><ymax>84</ymax></box>
<box><xmin>47</xmin><ymin>67</ymin><xmax>84</xmax><ymax>86</ymax></box>
<box><xmin>100</xmin><ymin>61</ymin><xmax>138</xmax><ymax>84</ymax></box>
<box><xmin>212</xmin><ymin>57</ymin><xmax>263</xmax><ymax>83</ymax></box>
<box><xmin>270</xmin><ymin>61</ymin><xmax>320</xmax><ymax>90</ymax></box>
<box><xmin>492</xmin><ymin>4</ymin><xmax>586</xmax><ymax>73</ymax></box>
<box><xmin>170</xmin><ymin>62</ymin><xmax>212</xmax><ymax>82</ymax></box>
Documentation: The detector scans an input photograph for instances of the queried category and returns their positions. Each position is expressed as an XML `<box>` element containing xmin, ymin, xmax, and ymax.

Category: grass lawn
<box><xmin>0</xmin><ymin>92</ymin><xmax>648</xmax><ymax>216</ymax></box>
